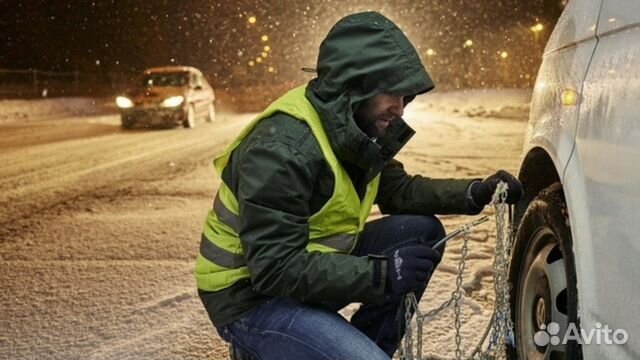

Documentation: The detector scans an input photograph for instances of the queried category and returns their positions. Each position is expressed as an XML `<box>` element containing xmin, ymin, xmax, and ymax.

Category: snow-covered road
<box><xmin>0</xmin><ymin>89</ymin><xmax>529</xmax><ymax>359</ymax></box>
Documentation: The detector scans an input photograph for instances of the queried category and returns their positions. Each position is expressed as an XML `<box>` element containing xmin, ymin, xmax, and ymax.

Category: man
<box><xmin>195</xmin><ymin>11</ymin><xmax>522</xmax><ymax>360</ymax></box>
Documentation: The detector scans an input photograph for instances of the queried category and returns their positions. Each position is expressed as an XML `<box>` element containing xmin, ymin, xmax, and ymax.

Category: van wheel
<box><xmin>508</xmin><ymin>183</ymin><xmax>582</xmax><ymax>359</ymax></box>
<box><xmin>183</xmin><ymin>104</ymin><xmax>196</xmax><ymax>128</ymax></box>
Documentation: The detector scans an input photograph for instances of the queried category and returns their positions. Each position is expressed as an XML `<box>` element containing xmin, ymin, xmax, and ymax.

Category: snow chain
<box><xmin>398</xmin><ymin>182</ymin><xmax>515</xmax><ymax>360</ymax></box>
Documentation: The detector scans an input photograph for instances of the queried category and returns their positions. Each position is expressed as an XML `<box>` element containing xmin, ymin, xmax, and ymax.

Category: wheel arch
<box><xmin>510</xmin><ymin>146</ymin><xmax>564</xmax><ymax>337</ymax></box>
<box><xmin>515</xmin><ymin>146</ymin><xmax>562</xmax><ymax>227</ymax></box>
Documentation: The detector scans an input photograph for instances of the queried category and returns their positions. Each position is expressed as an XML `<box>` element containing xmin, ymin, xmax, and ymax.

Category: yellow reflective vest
<box><xmin>194</xmin><ymin>86</ymin><xmax>380</xmax><ymax>292</ymax></box>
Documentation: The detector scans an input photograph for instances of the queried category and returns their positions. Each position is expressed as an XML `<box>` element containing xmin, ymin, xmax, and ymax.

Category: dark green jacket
<box><xmin>199</xmin><ymin>12</ymin><xmax>481</xmax><ymax>327</ymax></box>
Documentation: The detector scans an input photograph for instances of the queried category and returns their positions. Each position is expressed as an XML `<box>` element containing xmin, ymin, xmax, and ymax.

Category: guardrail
<box><xmin>0</xmin><ymin>68</ymin><xmax>120</xmax><ymax>98</ymax></box>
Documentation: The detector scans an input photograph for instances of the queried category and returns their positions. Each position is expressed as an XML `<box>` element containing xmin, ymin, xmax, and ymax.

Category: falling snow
<box><xmin>1</xmin><ymin>1</ymin><xmax>564</xmax><ymax>94</ymax></box>
<box><xmin>0</xmin><ymin>1</ymin><xmax>565</xmax><ymax>358</ymax></box>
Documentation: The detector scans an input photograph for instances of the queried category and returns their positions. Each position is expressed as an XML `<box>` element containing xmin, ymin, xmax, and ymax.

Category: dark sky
<box><xmin>0</xmin><ymin>0</ymin><xmax>564</xmax><ymax>90</ymax></box>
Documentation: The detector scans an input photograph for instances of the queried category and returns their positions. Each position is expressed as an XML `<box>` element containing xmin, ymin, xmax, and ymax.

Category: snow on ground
<box><xmin>0</xmin><ymin>88</ymin><xmax>530</xmax><ymax>360</ymax></box>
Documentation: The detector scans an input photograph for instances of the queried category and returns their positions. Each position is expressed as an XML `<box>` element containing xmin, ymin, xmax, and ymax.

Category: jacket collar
<box><xmin>305</xmin><ymin>85</ymin><xmax>415</xmax><ymax>183</ymax></box>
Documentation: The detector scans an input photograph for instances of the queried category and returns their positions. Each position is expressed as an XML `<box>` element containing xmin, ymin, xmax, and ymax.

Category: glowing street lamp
<box><xmin>261</xmin><ymin>35</ymin><xmax>269</xmax><ymax>42</ymax></box>
<box><xmin>264</xmin><ymin>45</ymin><xmax>271</xmax><ymax>52</ymax></box>
<box><xmin>248</xmin><ymin>60</ymin><xmax>255</xmax><ymax>66</ymax></box>
<box><xmin>463</xmin><ymin>39</ymin><xmax>473</xmax><ymax>48</ymax></box>
<box><xmin>426</xmin><ymin>48</ymin><xmax>435</xmax><ymax>56</ymax></box>
<box><xmin>248</xmin><ymin>16</ymin><xmax>257</xmax><ymax>24</ymax></box>
<box><xmin>530</xmin><ymin>22</ymin><xmax>544</xmax><ymax>42</ymax></box>
<box><xmin>530</xmin><ymin>23</ymin><xmax>544</xmax><ymax>33</ymax></box>
<box><xmin>499</xmin><ymin>51</ymin><xmax>509</xmax><ymax>59</ymax></box>
<box><xmin>256</xmin><ymin>57</ymin><xmax>263</xmax><ymax>63</ymax></box>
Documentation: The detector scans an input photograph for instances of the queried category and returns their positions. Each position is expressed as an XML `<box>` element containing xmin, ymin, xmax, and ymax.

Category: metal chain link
<box><xmin>454</xmin><ymin>224</ymin><xmax>471</xmax><ymax>359</ymax></box>
<box><xmin>399</xmin><ymin>182</ymin><xmax>514</xmax><ymax>360</ymax></box>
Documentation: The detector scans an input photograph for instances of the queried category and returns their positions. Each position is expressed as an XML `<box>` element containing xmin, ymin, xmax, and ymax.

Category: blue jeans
<box><xmin>217</xmin><ymin>215</ymin><xmax>446</xmax><ymax>360</ymax></box>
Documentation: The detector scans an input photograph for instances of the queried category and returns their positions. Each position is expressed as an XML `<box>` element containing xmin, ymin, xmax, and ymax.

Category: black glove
<box><xmin>386</xmin><ymin>245</ymin><xmax>442</xmax><ymax>295</ymax></box>
<box><xmin>471</xmin><ymin>170</ymin><xmax>523</xmax><ymax>206</ymax></box>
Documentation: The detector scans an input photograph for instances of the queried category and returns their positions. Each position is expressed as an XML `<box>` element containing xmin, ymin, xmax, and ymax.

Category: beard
<box><xmin>354</xmin><ymin>93</ymin><xmax>407</xmax><ymax>139</ymax></box>
<box><xmin>354</xmin><ymin>113</ymin><xmax>393</xmax><ymax>139</ymax></box>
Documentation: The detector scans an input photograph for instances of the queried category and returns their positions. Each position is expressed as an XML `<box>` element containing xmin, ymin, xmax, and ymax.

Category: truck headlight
<box><xmin>116</xmin><ymin>96</ymin><xmax>134</xmax><ymax>109</ymax></box>
<box><xmin>161</xmin><ymin>96</ymin><xmax>185</xmax><ymax>108</ymax></box>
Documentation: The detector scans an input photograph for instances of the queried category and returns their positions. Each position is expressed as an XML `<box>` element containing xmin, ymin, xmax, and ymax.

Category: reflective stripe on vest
<box><xmin>206</xmin><ymin>195</ymin><xmax>357</xmax><ymax>255</ymax></box>
<box><xmin>194</xmin><ymin>85</ymin><xmax>380</xmax><ymax>292</ymax></box>
<box><xmin>199</xmin><ymin>231</ymin><xmax>356</xmax><ymax>269</ymax></box>
<box><xmin>199</xmin><ymin>233</ymin><xmax>245</xmax><ymax>269</ymax></box>
<box><xmin>213</xmin><ymin>195</ymin><xmax>240</xmax><ymax>233</ymax></box>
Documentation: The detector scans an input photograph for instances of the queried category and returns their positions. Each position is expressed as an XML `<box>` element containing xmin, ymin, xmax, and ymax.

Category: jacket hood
<box><xmin>306</xmin><ymin>11</ymin><xmax>434</xmax><ymax>174</ymax></box>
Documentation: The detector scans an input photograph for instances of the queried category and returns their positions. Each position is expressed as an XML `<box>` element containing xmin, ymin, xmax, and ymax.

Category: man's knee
<box><xmin>412</xmin><ymin>215</ymin><xmax>446</xmax><ymax>246</ymax></box>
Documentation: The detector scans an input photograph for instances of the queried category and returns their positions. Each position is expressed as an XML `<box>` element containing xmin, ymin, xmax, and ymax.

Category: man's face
<box><xmin>354</xmin><ymin>92</ymin><xmax>405</xmax><ymax>139</ymax></box>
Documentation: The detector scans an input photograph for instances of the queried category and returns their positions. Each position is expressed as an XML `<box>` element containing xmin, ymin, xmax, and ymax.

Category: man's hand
<box><xmin>471</xmin><ymin>170</ymin><xmax>523</xmax><ymax>206</ymax></box>
<box><xmin>386</xmin><ymin>245</ymin><xmax>442</xmax><ymax>295</ymax></box>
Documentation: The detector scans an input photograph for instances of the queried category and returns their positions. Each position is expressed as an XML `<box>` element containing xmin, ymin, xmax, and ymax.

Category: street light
<box><xmin>530</xmin><ymin>23</ymin><xmax>544</xmax><ymax>43</ymax></box>
<box><xmin>426</xmin><ymin>48</ymin><xmax>436</xmax><ymax>57</ymax></box>
<box><xmin>530</xmin><ymin>23</ymin><xmax>544</xmax><ymax>33</ymax></box>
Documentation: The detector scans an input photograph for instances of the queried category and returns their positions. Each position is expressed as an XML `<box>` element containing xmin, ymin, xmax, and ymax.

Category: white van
<box><xmin>510</xmin><ymin>1</ymin><xmax>640</xmax><ymax>359</ymax></box>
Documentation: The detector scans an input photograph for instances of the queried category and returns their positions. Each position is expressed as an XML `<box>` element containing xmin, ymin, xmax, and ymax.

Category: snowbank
<box><xmin>0</xmin><ymin>97</ymin><xmax>116</xmax><ymax>123</ymax></box>
<box><xmin>410</xmin><ymin>89</ymin><xmax>532</xmax><ymax>120</ymax></box>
